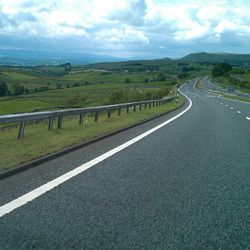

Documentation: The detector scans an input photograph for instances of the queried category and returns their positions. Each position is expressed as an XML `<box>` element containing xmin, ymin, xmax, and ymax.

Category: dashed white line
<box><xmin>230</xmin><ymin>107</ymin><xmax>234</xmax><ymax>110</ymax></box>
<box><xmin>225</xmin><ymin>105</ymin><xmax>228</xmax><ymax>107</ymax></box>
<box><xmin>237</xmin><ymin>111</ymin><xmax>241</xmax><ymax>114</ymax></box>
<box><xmin>246</xmin><ymin>117</ymin><xmax>250</xmax><ymax>120</ymax></box>
<box><xmin>220</xmin><ymin>102</ymin><xmax>223</xmax><ymax>105</ymax></box>
<box><xmin>0</xmin><ymin>86</ymin><xmax>193</xmax><ymax>218</ymax></box>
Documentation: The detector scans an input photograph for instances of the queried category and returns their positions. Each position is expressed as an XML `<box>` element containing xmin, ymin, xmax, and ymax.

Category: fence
<box><xmin>0</xmin><ymin>96</ymin><xmax>175</xmax><ymax>139</ymax></box>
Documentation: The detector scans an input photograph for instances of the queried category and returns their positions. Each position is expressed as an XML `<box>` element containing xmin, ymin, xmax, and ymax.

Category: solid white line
<box><xmin>0</xmin><ymin>86</ymin><xmax>193</xmax><ymax>218</ymax></box>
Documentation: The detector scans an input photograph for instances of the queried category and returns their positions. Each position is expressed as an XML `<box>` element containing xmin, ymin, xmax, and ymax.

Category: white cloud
<box><xmin>214</xmin><ymin>20</ymin><xmax>237</xmax><ymax>33</ymax></box>
<box><xmin>1</xmin><ymin>0</ymin><xmax>250</xmax><ymax>57</ymax></box>
<box><xmin>174</xmin><ymin>22</ymin><xmax>211</xmax><ymax>41</ymax></box>
<box><xmin>95</xmin><ymin>27</ymin><xmax>149</xmax><ymax>45</ymax></box>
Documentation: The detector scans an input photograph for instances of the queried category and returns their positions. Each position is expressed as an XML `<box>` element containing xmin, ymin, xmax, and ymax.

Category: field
<box><xmin>0</xmin><ymin>70</ymin><xmax>173</xmax><ymax>115</ymax></box>
<box><xmin>0</xmin><ymin>61</ymin><xmax>210</xmax><ymax>115</ymax></box>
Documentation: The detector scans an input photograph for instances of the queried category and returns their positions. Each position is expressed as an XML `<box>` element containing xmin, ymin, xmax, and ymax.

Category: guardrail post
<box><xmin>118</xmin><ymin>108</ymin><xmax>121</xmax><ymax>116</ymax></box>
<box><xmin>149</xmin><ymin>103</ymin><xmax>151</xmax><ymax>109</ymax></box>
<box><xmin>79</xmin><ymin>113</ymin><xmax>84</xmax><ymax>125</ymax></box>
<box><xmin>126</xmin><ymin>106</ymin><xmax>129</xmax><ymax>113</ymax></box>
<box><xmin>95</xmin><ymin>111</ymin><xmax>99</xmax><ymax>122</ymax></box>
<box><xmin>108</xmin><ymin>109</ymin><xmax>111</xmax><ymax>118</ymax></box>
<box><xmin>48</xmin><ymin>114</ymin><xmax>54</xmax><ymax>130</ymax></box>
<box><xmin>153</xmin><ymin>101</ymin><xmax>155</xmax><ymax>107</ymax></box>
<box><xmin>57</xmin><ymin>114</ymin><xmax>63</xmax><ymax>129</ymax></box>
<box><xmin>133</xmin><ymin>105</ymin><xmax>136</xmax><ymax>112</ymax></box>
<box><xmin>139</xmin><ymin>104</ymin><xmax>142</xmax><ymax>111</ymax></box>
<box><xmin>17</xmin><ymin>121</ymin><xmax>26</xmax><ymax>139</ymax></box>
<box><xmin>144</xmin><ymin>103</ymin><xmax>147</xmax><ymax>109</ymax></box>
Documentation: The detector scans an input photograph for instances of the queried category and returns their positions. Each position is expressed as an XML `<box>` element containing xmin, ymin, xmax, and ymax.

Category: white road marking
<box><xmin>246</xmin><ymin>117</ymin><xmax>250</xmax><ymax>120</ymax></box>
<box><xmin>225</xmin><ymin>105</ymin><xmax>228</xmax><ymax>107</ymax></box>
<box><xmin>0</xmin><ymin>86</ymin><xmax>193</xmax><ymax>218</ymax></box>
<box><xmin>237</xmin><ymin>111</ymin><xmax>241</xmax><ymax>114</ymax></box>
<box><xmin>220</xmin><ymin>102</ymin><xmax>223</xmax><ymax>105</ymax></box>
<box><xmin>230</xmin><ymin>107</ymin><xmax>234</xmax><ymax>110</ymax></box>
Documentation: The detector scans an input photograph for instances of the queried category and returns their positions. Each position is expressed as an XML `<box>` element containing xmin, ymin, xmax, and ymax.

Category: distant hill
<box><xmin>84</xmin><ymin>58</ymin><xmax>173</xmax><ymax>71</ymax></box>
<box><xmin>0</xmin><ymin>49</ymin><xmax>121</xmax><ymax>66</ymax></box>
<box><xmin>180</xmin><ymin>52</ymin><xmax>250</xmax><ymax>65</ymax></box>
<box><xmin>2</xmin><ymin>49</ymin><xmax>250</xmax><ymax>67</ymax></box>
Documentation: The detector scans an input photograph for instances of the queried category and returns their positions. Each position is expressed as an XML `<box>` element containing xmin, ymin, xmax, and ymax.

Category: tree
<box><xmin>212</xmin><ymin>63</ymin><xmax>232</xmax><ymax>77</ymax></box>
<box><xmin>56</xmin><ymin>83</ymin><xmax>62</xmax><ymax>89</ymax></box>
<box><xmin>0</xmin><ymin>82</ymin><xmax>8</xmax><ymax>96</ymax></box>
<box><xmin>24</xmin><ymin>88</ymin><xmax>30</xmax><ymax>94</ymax></box>
<box><xmin>157</xmin><ymin>73</ymin><xmax>166</xmax><ymax>81</ymax></box>
<box><xmin>65</xmin><ymin>94</ymin><xmax>82</xmax><ymax>107</ymax></box>
<box><xmin>13</xmin><ymin>83</ymin><xmax>24</xmax><ymax>96</ymax></box>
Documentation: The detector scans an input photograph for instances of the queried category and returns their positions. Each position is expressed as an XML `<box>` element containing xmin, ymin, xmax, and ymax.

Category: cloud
<box><xmin>1</xmin><ymin>0</ymin><xmax>250</xmax><ymax>58</ymax></box>
<box><xmin>108</xmin><ymin>0</ymin><xmax>147</xmax><ymax>26</ymax></box>
<box><xmin>95</xmin><ymin>27</ymin><xmax>149</xmax><ymax>46</ymax></box>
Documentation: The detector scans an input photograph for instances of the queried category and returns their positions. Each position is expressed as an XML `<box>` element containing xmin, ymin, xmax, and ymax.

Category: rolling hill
<box><xmin>180</xmin><ymin>52</ymin><xmax>250</xmax><ymax>65</ymax></box>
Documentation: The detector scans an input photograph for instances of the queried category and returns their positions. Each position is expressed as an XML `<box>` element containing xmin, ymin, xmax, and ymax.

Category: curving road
<box><xmin>0</xmin><ymin>80</ymin><xmax>249</xmax><ymax>249</ymax></box>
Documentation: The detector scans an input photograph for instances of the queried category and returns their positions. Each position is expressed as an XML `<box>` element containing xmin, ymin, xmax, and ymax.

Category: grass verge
<box><xmin>0</xmin><ymin>96</ymin><xmax>184</xmax><ymax>172</ymax></box>
<box><xmin>222</xmin><ymin>94</ymin><xmax>250</xmax><ymax>103</ymax></box>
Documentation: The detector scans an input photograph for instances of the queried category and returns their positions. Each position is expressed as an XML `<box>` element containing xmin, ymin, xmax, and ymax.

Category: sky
<box><xmin>1</xmin><ymin>0</ymin><xmax>250</xmax><ymax>59</ymax></box>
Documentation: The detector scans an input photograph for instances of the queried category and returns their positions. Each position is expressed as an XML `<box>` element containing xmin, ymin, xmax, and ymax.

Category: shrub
<box><xmin>0</xmin><ymin>82</ymin><xmax>8</xmax><ymax>96</ymax></box>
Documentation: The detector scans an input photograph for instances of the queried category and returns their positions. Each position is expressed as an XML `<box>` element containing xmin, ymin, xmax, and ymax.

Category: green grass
<box><xmin>0</xmin><ymin>98</ymin><xmax>55</xmax><ymax>114</ymax></box>
<box><xmin>222</xmin><ymin>94</ymin><xmax>250</xmax><ymax>103</ymax></box>
<box><xmin>0</xmin><ymin>83</ymin><xmax>164</xmax><ymax>115</ymax></box>
<box><xmin>0</xmin><ymin>61</ymin><xmax>209</xmax><ymax>115</ymax></box>
<box><xmin>0</xmin><ymin>96</ymin><xmax>184</xmax><ymax>172</ymax></box>
<box><xmin>0</xmin><ymin>68</ymin><xmax>176</xmax><ymax>115</ymax></box>
<box><xmin>2</xmin><ymin>71</ymin><xmax>36</xmax><ymax>80</ymax></box>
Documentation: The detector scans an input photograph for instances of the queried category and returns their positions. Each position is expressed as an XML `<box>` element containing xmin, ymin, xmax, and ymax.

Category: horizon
<box><xmin>2</xmin><ymin>50</ymin><xmax>250</xmax><ymax>66</ymax></box>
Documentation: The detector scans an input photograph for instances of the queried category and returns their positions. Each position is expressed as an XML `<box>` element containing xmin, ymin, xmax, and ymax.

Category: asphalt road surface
<box><xmin>0</xmin><ymin>80</ymin><xmax>249</xmax><ymax>249</ymax></box>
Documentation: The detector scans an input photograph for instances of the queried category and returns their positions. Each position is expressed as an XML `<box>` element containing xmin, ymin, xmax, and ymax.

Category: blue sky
<box><xmin>1</xmin><ymin>0</ymin><xmax>250</xmax><ymax>59</ymax></box>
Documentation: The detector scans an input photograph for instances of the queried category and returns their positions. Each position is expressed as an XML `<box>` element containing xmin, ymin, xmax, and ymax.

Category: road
<box><xmin>0</xmin><ymin>80</ymin><xmax>249</xmax><ymax>249</ymax></box>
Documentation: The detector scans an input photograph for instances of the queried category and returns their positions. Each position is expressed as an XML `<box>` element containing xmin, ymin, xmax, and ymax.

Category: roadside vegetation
<box><xmin>211</xmin><ymin>63</ymin><xmax>250</xmax><ymax>93</ymax></box>
<box><xmin>0</xmin><ymin>96</ymin><xmax>184</xmax><ymax>171</ymax></box>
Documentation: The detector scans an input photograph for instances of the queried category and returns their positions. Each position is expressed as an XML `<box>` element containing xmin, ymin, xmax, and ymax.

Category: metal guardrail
<box><xmin>0</xmin><ymin>96</ymin><xmax>175</xmax><ymax>139</ymax></box>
